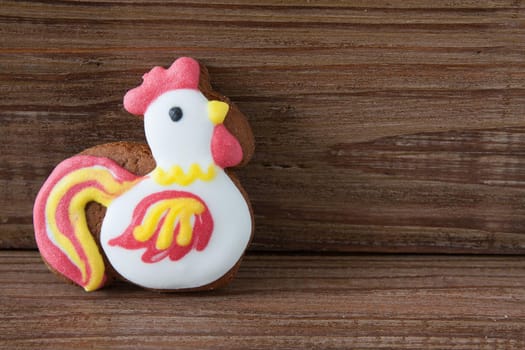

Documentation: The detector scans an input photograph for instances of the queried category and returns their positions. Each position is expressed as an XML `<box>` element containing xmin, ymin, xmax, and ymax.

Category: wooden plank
<box><xmin>1</xmin><ymin>251</ymin><xmax>524</xmax><ymax>349</ymax></box>
<box><xmin>1</xmin><ymin>1</ymin><xmax>525</xmax><ymax>252</ymax></box>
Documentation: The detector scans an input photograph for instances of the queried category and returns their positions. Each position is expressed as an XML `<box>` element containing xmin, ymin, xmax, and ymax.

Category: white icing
<box><xmin>144</xmin><ymin>89</ymin><xmax>215</xmax><ymax>171</ymax></box>
<box><xmin>99</xmin><ymin>89</ymin><xmax>252</xmax><ymax>289</ymax></box>
<box><xmin>100</xmin><ymin>172</ymin><xmax>251</xmax><ymax>289</ymax></box>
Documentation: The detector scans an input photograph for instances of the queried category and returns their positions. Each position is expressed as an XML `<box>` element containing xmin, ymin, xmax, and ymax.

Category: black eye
<box><xmin>169</xmin><ymin>107</ymin><xmax>183</xmax><ymax>122</ymax></box>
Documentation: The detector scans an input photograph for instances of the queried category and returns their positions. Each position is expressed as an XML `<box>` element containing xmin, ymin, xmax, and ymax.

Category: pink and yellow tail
<box><xmin>33</xmin><ymin>155</ymin><xmax>139</xmax><ymax>291</ymax></box>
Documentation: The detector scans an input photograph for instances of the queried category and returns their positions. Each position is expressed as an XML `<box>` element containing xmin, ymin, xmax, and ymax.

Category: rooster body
<box><xmin>101</xmin><ymin>160</ymin><xmax>251</xmax><ymax>290</ymax></box>
<box><xmin>34</xmin><ymin>58</ymin><xmax>253</xmax><ymax>291</ymax></box>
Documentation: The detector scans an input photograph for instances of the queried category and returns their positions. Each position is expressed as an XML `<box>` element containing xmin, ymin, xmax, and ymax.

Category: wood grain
<box><xmin>1</xmin><ymin>251</ymin><xmax>524</xmax><ymax>349</ymax></box>
<box><xmin>1</xmin><ymin>1</ymin><xmax>525</xmax><ymax>252</ymax></box>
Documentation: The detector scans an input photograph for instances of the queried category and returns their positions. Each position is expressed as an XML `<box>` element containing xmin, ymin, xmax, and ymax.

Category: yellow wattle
<box><xmin>151</xmin><ymin>163</ymin><xmax>216</xmax><ymax>187</ymax></box>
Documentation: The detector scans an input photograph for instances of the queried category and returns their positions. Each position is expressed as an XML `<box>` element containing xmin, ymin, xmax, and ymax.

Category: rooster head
<box><xmin>123</xmin><ymin>57</ymin><xmax>243</xmax><ymax>170</ymax></box>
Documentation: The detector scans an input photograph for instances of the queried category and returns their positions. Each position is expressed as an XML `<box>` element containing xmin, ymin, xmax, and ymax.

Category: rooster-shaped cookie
<box><xmin>34</xmin><ymin>57</ymin><xmax>253</xmax><ymax>291</ymax></box>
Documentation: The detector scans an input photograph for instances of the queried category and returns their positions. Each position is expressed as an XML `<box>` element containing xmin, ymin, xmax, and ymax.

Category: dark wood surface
<box><xmin>1</xmin><ymin>1</ymin><xmax>525</xmax><ymax>252</ymax></box>
<box><xmin>1</xmin><ymin>251</ymin><xmax>524</xmax><ymax>349</ymax></box>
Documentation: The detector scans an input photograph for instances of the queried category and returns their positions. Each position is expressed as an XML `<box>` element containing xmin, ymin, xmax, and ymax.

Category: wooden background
<box><xmin>2</xmin><ymin>1</ymin><xmax>525</xmax><ymax>253</ymax></box>
<box><xmin>1</xmin><ymin>1</ymin><xmax>525</xmax><ymax>349</ymax></box>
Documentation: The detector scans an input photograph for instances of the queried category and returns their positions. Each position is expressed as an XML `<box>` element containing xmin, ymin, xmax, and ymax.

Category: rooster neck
<box><xmin>142</xmin><ymin>88</ymin><xmax>216</xmax><ymax>176</ymax></box>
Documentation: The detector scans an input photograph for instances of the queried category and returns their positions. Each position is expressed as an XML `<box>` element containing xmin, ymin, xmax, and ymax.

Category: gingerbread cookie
<box><xmin>33</xmin><ymin>57</ymin><xmax>254</xmax><ymax>291</ymax></box>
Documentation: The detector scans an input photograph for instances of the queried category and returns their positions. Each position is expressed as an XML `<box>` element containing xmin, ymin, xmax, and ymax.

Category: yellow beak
<box><xmin>208</xmin><ymin>100</ymin><xmax>229</xmax><ymax>125</ymax></box>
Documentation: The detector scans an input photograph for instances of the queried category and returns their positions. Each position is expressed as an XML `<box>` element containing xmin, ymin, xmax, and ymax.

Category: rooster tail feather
<box><xmin>33</xmin><ymin>155</ymin><xmax>138</xmax><ymax>291</ymax></box>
